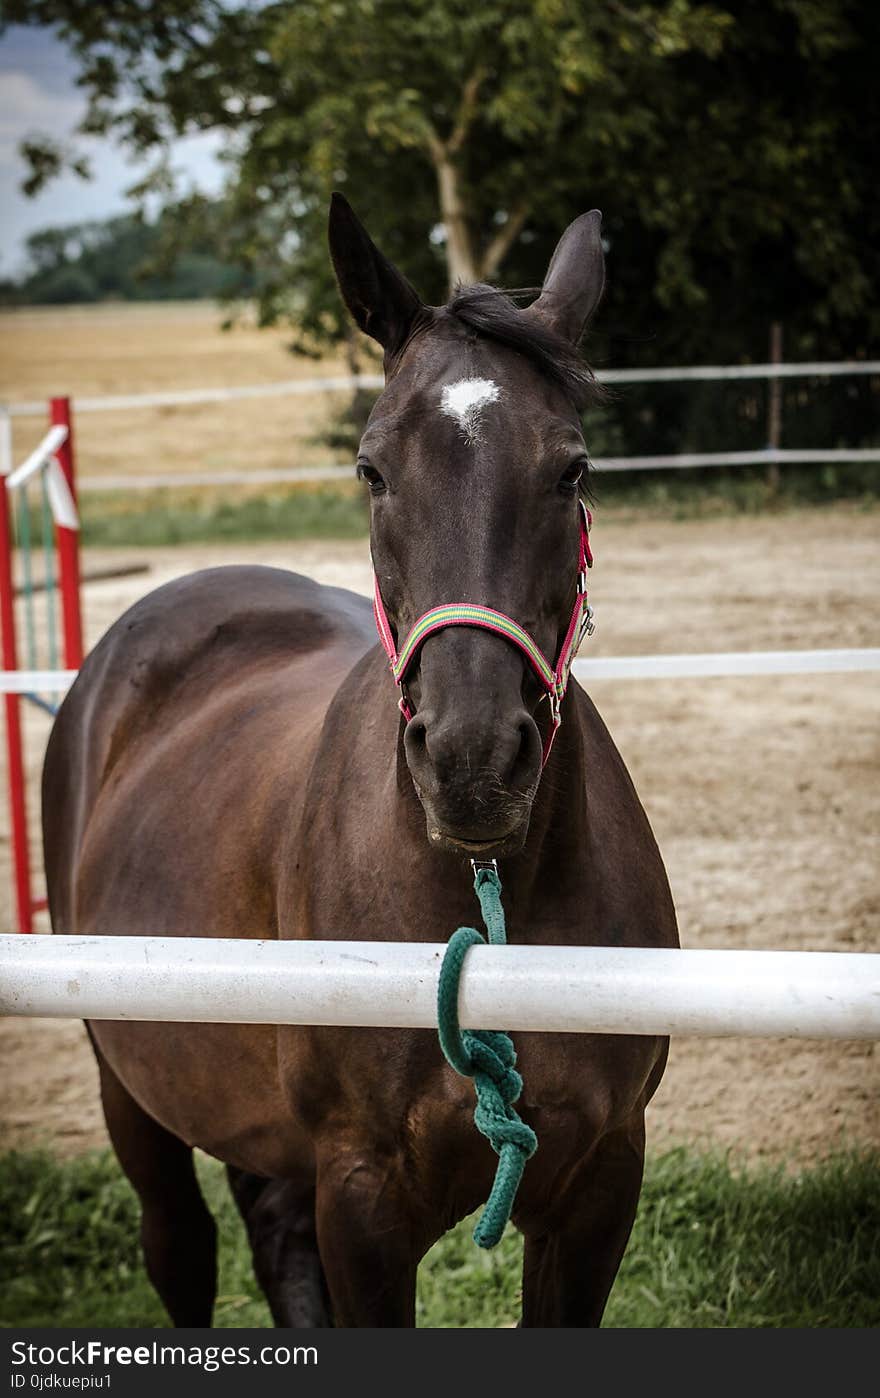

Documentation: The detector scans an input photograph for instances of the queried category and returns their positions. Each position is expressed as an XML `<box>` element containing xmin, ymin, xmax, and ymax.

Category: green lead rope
<box><xmin>437</xmin><ymin>865</ymin><xmax>538</xmax><ymax>1248</ymax></box>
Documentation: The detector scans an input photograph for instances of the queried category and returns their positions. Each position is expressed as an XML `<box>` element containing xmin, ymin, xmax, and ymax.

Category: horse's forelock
<box><xmin>444</xmin><ymin>283</ymin><xmax>603</xmax><ymax>412</ymax></box>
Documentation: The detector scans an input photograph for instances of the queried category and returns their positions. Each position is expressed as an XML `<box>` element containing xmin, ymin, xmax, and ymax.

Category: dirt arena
<box><xmin>1</xmin><ymin>504</ymin><xmax>878</xmax><ymax>1166</ymax></box>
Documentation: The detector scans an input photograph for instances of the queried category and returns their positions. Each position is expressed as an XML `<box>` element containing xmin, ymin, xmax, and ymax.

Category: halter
<box><xmin>373</xmin><ymin>500</ymin><xmax>595</xmax><ymax>765</ymax></box>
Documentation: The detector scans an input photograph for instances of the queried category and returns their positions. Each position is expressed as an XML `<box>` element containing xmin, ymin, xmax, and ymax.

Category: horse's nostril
<box><xmin>406</xmin><ymin>717</ymin><xmax>427</xmax><ymax>748</ymax></box>
<box><xmin>511</xmin><ymin>715</ymin><xmax>541</xmax><ymax>789</ymax></box>
<box><xmin>403</xmin><ymin>716</ymin><xmax>429</xmax><ymax>770</ymax></box>
<box><xmin>406</xmin><ymin>708</ymin><xmax>540</xmax><ymax>795</ymax></box>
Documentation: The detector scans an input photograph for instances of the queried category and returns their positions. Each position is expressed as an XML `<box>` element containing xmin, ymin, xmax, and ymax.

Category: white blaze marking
<box><xmin>440</xmin><ymin>378</ymin><xmax>500</xmax><ymax>443</ymax></box>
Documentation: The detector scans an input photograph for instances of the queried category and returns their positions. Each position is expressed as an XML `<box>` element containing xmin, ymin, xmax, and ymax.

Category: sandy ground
<box><xmin>1</xmin><ymin>504</ymin><xmax>878</xmax><ymax>1166</ymax></box>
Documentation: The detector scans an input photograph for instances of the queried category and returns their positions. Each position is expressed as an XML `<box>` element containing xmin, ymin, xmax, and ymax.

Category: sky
<box><xmin>0</xmin><ymin>24</ymin><xmax>225</xmax><ymax>277</ymax></box>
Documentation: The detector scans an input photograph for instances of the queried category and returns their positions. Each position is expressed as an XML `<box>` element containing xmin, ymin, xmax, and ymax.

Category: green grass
<box><xmin>9</xmin><ymin>460</ymin><xmax>872</xmax><ymax>552</ymax></box>
<box><xmin>587</xmin><ymin>460</ymin><xmax>879</xmax><ymax>521</ymax></box>
<box><xmin>2</xmin><ymin>1148</ymin><xmax>877</xmax><ymax>1328</ymax></box>
<box><xmin>76</xmin><ymin>484</ymin><xmax>370</xmax><ymax>548</ymax></box>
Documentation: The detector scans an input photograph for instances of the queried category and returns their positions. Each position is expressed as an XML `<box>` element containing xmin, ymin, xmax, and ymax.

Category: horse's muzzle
<box><xmin>403</xmin><ymin>707</ymin><xmax>541</xmax><ymax>856</ymax></box>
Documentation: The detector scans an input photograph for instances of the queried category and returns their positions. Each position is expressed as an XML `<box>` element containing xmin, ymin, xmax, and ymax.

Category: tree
<box><xmin>5</xmin><ymin>1</ymin><xmax>878</xmax><ymax>450</ymax></box>
<box><xmin>0</xmin><ymin>209</ymin><xmax>250</xmax><ymax>306</ymax></box>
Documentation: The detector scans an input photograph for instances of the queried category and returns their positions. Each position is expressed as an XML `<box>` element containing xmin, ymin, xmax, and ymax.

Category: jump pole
<box><xmin>0</xmin><ymin>413</ymin><xmax>33</xmax><ymax>934</ymax></box>
<box><xmin>1</xmin><ymin>937</ymin><xmax>878</xmax><ymax>1040</ymax></box>
<box><xmin>0</xmin><ymin>400</ymin><xmax>84</xmax><ymax>931</ymax></box>
<box><xmin>48</xmin><ymin>397</ymin><xmax>83</xmax><ymax>670</ymax></box>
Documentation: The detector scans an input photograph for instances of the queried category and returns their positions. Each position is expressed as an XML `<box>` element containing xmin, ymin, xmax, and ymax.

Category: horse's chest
<box><xmin>279</xmin><ymin>1023</ymin><xmax>659</xmax><ymax>1176</ymax></box>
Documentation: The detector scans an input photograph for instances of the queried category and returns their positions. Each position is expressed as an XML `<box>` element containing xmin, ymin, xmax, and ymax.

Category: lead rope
<box><xmin>437</xmin><ymin>862</ymin><xmax>537</xmax><ymax>1248</ymax></box>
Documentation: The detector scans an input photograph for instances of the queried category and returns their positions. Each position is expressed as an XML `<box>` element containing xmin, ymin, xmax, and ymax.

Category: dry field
<box><xmin>0</xmin><ymin>300</ymin><xmax>375</xmax><ymax>482</ymax></box>
<box><xmin>0</xmin><ymin>303</ymin><xmax>877</xmax><ymax>1171</ymax></box>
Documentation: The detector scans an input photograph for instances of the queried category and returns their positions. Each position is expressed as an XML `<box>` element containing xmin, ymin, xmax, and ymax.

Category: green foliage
<box><xmin>4</xmin><ymin>0</ymin><xmax>878</xmax><ymax>368</ymax></box>
<box><xmin>4</xmin><ymin>3</ymin><xmax>877</xmax><ymax>460</ymax></box>
<box><xmin>582</xmin><ymin>374</ymin><xmax>880</xmax><ymax>472</ymax></box>
<box><xmin>2</xmin><ymin>1148</ymin><xmax>877</xmax><ymax>1328</ymax></box>
<box><xmin>0</xmin><ymin>209</ymin><xmax>250</xmax><ymax>305</ymax></box>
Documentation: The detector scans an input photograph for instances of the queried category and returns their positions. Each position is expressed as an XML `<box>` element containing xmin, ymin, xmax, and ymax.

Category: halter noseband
<box><xmin>372</xmin><ymin>500</ymin><xmax>595</xmax><ymax>765</ymax></box>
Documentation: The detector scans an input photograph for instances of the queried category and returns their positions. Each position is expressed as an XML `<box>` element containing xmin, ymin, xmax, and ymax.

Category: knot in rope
<box><xmin>437</xmin><ymin>866</ymin><xmax>537</xmax><ymax>1249</ymax></box>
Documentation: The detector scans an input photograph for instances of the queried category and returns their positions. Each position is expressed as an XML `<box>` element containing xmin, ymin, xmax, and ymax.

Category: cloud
<box><xmin>0</xmin><ymin>62</ymin><xmax>225</xmax><ymax>275</ymax></box>
<box><xmin>0</xmin><ymin>70</ymin><xmax>83</xmax><ymax>166</ymax></box>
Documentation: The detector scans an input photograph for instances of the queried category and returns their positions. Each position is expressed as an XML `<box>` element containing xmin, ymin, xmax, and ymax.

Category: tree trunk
<box><xmin>433</xmin><ymin>151</ymin><xmax>479</xmax><ymax>291</ymax></box>
<box><xmin>478</xmin><ymin>201</ymin><xmax>531</xmax><ymax>283</ymax></box>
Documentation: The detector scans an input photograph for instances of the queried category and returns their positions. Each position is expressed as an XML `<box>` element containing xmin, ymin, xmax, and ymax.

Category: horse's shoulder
<box><xmin>90</xmin><ymin>564</ymin><xmax>372</xmax><ymax>671</ymax></box>
<box><xmin>116</xmin><ymin>563</ymin><xmax>371</xmax><ymax>639</ymax></box>
<box><xmin>60</xmin><ymin>565</ymin><xmax>374</xmax><ymax>753</ymax></box>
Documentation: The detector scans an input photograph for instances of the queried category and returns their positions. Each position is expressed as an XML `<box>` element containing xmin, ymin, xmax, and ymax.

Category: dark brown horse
<box><xmin>42</xmin><ymin>196</ymin><xmax>678</xmax><ymax>1328</ymax></box>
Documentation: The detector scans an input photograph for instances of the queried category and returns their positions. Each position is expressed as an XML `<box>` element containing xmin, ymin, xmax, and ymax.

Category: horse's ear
<box><xmin>526</xmin><ymin>210</ymin><xmax>605</xmax><ymax>344</ymax></box>
<box><xmin>328</xmin><ymin>192</ymin><xmax>425</xmax><ymax>356</ymax></box>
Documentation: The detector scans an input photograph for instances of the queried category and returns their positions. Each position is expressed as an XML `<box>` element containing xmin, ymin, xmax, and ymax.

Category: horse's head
<box><xmin>329</xmin><ymin>195</ymin><xmax>604</xmax><ymax>857</ymax></box>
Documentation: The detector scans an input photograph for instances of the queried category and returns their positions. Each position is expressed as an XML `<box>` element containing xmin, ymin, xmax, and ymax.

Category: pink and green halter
<box><xmin>373</xmin><ymin>501</ymin><xmax>595</xmax><ymax>764</ymax></box>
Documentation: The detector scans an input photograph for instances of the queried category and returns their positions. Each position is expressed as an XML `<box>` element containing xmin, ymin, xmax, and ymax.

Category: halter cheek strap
<box><xmin>373</xmin><ymin>502</ymin><xmax>594</xmax><ymax>765</ymax></box>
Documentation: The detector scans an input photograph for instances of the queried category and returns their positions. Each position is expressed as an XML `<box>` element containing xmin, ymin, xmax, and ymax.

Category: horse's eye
<box><xmin>558</xmin><ymin>461</ymin><xmax>585</xmax><ymax>494</ymax></box>
<box><xmin>357</xmin><ymin>462</ymin><xmax>386</xmax><ymax>495</ymax></box>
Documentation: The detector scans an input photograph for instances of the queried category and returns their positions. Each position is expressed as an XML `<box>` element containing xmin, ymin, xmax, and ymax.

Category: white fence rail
<box><xmin>578</xmin><ymin>648</ymin><xmax>880</xmax><ymax>680</ymax></box>
<box><xmin>2</xmin><ymin>650</ymin><xmax>879</xmax><ymax>698</ymax></box>
<box><xmin>2</xmin><ymin>936</ymin><xmax>878</xmax><ymax>1039</ymax></box>
<box><xmin>47</xmin><ymin>446</ymin><xmax>880</xmax><ymax>494</ymax></box>
<box><xmin>2</xmin><ymin>361</ymin><xmax>876</xmax><ymax>486</ymax></box>
<box><xmin>593</xmin><ymin>447</ymin><xmax>880</xmax><ymax>472</ymax></box>
<box><xmin>598</xmin><ymin>361</ymin><xmax>880</xmax><ymax>384</ymax></box>
<box><xmin>4</xmin><ymin>360</ymin><xmax>879</xmax><ymax>419</ymax></box>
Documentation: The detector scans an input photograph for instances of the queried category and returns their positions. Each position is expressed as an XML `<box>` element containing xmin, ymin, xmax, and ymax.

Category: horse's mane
<box><xmin>444</xmin><ymin>283</ymin><xmax>603</xmax><ymax>411</ymax></box>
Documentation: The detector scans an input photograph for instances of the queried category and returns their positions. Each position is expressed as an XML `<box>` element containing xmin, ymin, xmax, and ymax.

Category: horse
<box><xmin>42</xmin><ymin>195</ymin><xmax>678</xmax><ymax>1328</ymax></box>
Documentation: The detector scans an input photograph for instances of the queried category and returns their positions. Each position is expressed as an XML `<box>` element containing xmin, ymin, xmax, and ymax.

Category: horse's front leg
<box><xmin>227</xmin><ymin>1167</ymin><xmax>332</xmax><ymax>1327</ymax></box>
<box><xmin>314</xmin><ymin>1145</ymin><xmax>426</xmax><ymax>1326</ymax></box>
<box><xmin>518</xmin><ymin>1117</ymin><xmax>647</xmax><ymax>1327</ymax></box>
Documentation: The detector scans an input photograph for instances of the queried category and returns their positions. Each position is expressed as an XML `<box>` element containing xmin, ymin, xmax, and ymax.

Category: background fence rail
<box><xmin>3</xmin><ymin>649</ymin><xmax>879</xmax><ymax>696</ymax></box>
<box><xmin>50</xmin><ymin>447</ymin><xmax>878</xmax><ymax>493</ymax></box>
<box><xmin>4</xmin><ymin>360</ymin><xmax>879</xmax><ymax>419</ymax></box>
<box><xmin>4</xmin><ymin>362</ymin><xmax>876</xmax><ymax>487</ymax></box>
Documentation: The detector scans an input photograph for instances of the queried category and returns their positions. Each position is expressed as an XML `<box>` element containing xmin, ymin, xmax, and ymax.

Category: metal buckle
<box><xmin>470</xmin><ymin>858</ymin><xmax>499</xmax><ymax>877</ymax></box>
